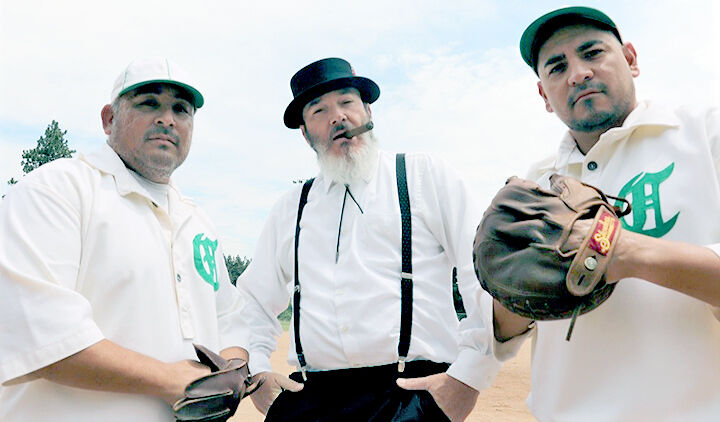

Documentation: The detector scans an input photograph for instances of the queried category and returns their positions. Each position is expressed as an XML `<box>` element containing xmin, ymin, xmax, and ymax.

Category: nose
<box><xmin>329</xmin><ymin>105</ymin><xmax>347</xmax><ymax>126</ymax></box>
<box><xmin>155</xmin><ymin>107</ymin><xmax>176</xmax><ymax>127</ymax></box>
<box><xmin>567</xmin><ymin>60</ymin><xmax>593</xmax><ymax>87</ymax></box>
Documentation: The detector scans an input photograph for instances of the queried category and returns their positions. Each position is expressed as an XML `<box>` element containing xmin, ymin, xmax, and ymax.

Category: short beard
<box><xmin>567</xmin><ymin>83</ymin><xmax>634</xmax><ymax>133</ymax></box>
<box><xmin>568</xmin><ymin>105</ymin><xmax>629</xmax><ymax>133</ymax></box>
<box><xmin>315</xmin><ymin>131</ymin><xmax>379</xmax><ymax>185</ymax></box>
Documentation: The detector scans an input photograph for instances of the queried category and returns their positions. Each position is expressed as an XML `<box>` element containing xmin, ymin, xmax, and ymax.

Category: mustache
<box><xmin>568</xmin><ymin>82</ymin><xmax>607</xmax><ymax>106</ymax></box>
<box><xmin>145</xmin><ymin>127</ymin><xmax>180</xmax><ymax>143</ymax></box>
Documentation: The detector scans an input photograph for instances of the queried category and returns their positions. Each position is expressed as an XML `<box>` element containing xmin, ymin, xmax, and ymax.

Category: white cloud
<box><xmin>1</xmin><ymin>0</ymin><xmax>718</xmax><ymax>256</ymax></box>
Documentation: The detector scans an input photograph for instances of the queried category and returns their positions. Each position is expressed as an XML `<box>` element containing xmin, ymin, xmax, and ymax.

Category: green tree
<box><xmin>4</xmin><ymin>121</ymin><xmax>74</xmax><ymax>198</ymax></box>
<box><xmin>224</xmin><ymin>255</ymin><xmax>251</xmax><ymax>285</ymax></box>
<box><xmin>20</xmin><ymin>120</ymin><xmax>75</xmax><ymax>174</ymax></box>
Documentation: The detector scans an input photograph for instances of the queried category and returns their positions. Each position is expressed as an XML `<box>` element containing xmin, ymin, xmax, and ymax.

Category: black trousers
<box><xmin>265</xmin><ymin>361</ymin><xmax>451</xmax><ymax>422</ymax></box>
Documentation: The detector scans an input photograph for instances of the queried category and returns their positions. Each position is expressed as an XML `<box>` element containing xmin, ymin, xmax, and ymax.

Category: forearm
<box><xmin>493</xmin><ymin>299</ymin><xmax>535</xmax><ymax>342</ymax></box>
<box><xmin>22</xmin><ymin>339</ymin><xmax>206</xmax><ymax>404</ymax></box>
<box><xmin>220</xmin><ymin>346</ymin><xmax>249</xmax><ymax>362</ymax></box>
<box><xmin>610</xmin><ymin>231</ymin><xmax>720</xmax><ymax>306</ymax></box>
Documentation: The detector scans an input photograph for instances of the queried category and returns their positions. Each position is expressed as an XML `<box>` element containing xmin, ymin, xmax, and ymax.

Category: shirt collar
<box><xmin>79</xmin><ymin>142</ymin><xmax>192</xmax><ymax>206</ymax></box>
<box><xmin>552</xmin><ymin>100</ymin><xmax>681</xmax><ymax>169</ymax></box>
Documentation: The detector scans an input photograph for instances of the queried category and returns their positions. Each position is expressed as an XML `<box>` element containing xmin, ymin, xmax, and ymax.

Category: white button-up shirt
<box><xmin>485</xmin><ymin>102</ymin><xmax>720</xmax><ymax>421</ymax></box>
<box><xmin>237</xmin><ymin>150</ymin><xmax>500</xmax><ymax>391</ymax></box>
<box><xmin>0</xmin><ymin>143</ymin><xmax>248</xmax><ymax>421</ymax></box>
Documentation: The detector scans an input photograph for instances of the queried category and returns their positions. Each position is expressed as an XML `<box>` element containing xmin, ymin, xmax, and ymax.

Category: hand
<box><xmin>164</xmin><ymin>359</ymin><xmax>211</xmax><ymax>404</ymax></box>
<box><xmin>396</xmin><ymin>372</ymin><xmax>478</xmax><ymax>422</ymax></box>
<box><xmin>250</xmin><ymin>371</ymin><xmax>304</xmax><ymax>415</ymax></box>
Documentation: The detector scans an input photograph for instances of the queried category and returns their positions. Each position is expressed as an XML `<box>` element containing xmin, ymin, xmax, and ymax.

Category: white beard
<box><xmin>316</xmin><ymin>132</ymin><xmax>379</xmax><ymax>185</ymax></box>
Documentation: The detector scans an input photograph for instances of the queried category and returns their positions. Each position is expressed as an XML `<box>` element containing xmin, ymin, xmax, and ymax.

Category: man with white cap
<box><xmin>486</xmin><ymin>6</ymin><xmax>720</xmax><ymax>421</ymax></box>
<box><xmin>0</xmin><ymin>58</ymin><xmax>250</xmax><ymax>421</ymax></box>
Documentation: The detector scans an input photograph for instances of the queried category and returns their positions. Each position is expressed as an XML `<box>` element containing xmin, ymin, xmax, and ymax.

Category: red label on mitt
<box><xmin>588</xmin><ymin>211</ymin><xmax>619</xmax><ymax>255</ymax></box>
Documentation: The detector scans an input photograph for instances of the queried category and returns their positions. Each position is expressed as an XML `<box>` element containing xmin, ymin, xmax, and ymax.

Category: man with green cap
<box><xmin>235</xmin><ymin>57</ymin><xmax>501</xmax><ymax>421</ymax></box>
<box><xmin>0</xmin><ymin>58</ymin><xmax>251</xmax><ymax>421</ymax></box>
<box><xmin>486</xmin><ymin>6</ymin><xmax>720</xmax><ymax>421</ymax></box>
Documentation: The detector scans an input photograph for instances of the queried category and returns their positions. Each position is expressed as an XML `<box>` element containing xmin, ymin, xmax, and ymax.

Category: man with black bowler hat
<box><xmin>234</xmin><ymin>57</ymin><xmax>501</xmax><ymax>421</ymax></box>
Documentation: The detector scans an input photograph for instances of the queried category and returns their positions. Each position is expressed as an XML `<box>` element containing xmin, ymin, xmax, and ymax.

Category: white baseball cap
<box><xmin>110</xmin><ymin>57</ymin><xmax>204</xmax><ymax>108</ymax></box>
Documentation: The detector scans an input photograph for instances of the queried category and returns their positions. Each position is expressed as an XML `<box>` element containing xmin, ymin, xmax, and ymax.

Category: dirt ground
<box><xmin>232</xmin><ymin>332</ymin><xmax>534</xmax><ymax>421</ymax></box>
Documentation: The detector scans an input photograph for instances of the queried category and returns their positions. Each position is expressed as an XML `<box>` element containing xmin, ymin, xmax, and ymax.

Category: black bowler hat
<box><xmin>284</xmin><ymin>58</ymin><xmax>380</xmax><ymax>129</ymax></box>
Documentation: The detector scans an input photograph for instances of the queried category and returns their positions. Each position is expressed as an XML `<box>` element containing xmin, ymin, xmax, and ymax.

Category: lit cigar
<box><xmin>338</xmin><ymin>121</ymin><xmax>374</xmax><ymax>139</ymax></box>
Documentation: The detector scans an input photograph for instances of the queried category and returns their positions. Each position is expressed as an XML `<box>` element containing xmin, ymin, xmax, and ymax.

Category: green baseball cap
<box><xmin>520</xmin><ymin>6</ymin><xmax>621</xmax><ymax>73</ymax></box>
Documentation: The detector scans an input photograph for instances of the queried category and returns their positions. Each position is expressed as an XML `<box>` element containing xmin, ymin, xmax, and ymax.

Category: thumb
<box><xmin>277</xmin><ymin>375</ymin><xmax>304</xmax><ymax>392</ymax></box>
<box><xmin>396</xmin><ymin>375</ymin><xmax>430</xmax><ymax>391</ymax></box>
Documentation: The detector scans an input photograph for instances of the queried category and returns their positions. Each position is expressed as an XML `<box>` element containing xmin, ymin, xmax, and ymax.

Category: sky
<box><xmin>1</xmin><ymin>0</ymin><xmax>718</xmax><ymax>257</ymax></box>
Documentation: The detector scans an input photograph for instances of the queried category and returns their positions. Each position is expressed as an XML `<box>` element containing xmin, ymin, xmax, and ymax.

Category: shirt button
<box><xmin>341</xmin><ymin>325</ymin><xmax>349</xmax><ymax>333</ymax></box>
<box><xmin>176</xmin><ymin>274</ymin><xmax>182</xmax><ymax>283</ymax></box>
<box><xmin>336</xmin><ymin>289</ymin><xmax>344</xmax><ymax>296</ymax></box>
<box><xmin>587</xmin><ymin>161</ymin><xmax>598</xmax><ymax>171</ymax></box>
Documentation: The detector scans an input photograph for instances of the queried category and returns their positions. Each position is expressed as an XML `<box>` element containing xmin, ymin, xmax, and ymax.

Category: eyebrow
<box><xmin>306</xmin><ymin>97</ymin><xmax>321</xmax><ymax>109</ymax></box>
<box><xmin>542</xmin><ymin>39</ymin><xmax>604</xmax><ymax>70</ymax></box>
<box><xmin>543</xmin><ymin>53</ymin><xmax>566</xmax><ymax>69</ymax></box>
<box><xmin>577</xmin><ymin>39</ymin><xmax>602</xmax><ymax>53</ymax></box>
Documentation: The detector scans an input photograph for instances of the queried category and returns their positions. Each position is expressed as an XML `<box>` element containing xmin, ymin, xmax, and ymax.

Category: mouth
<box><xmin>332</xmin><ymin>121</ymin><xmax>374</xmax><ymax>141</ymax></box>
<box><xmin>572</xmin><ymin>90</ymin><xmax>602</xmax><ymax>106</ymax></box>
<box><xmin>147</xmin><ymin>134</ymin><xmax>179</xmax><ymax>146</ymax></box>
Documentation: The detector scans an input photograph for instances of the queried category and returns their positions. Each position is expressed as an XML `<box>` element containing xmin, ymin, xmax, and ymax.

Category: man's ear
<box><xmin>622</xmin><ymin>42</ymin><xmax>640</xmax><ymax>78</ymax></box>
<box><xmin>537</xmin><ymin>81</ymin><xmax>553</xmax><ymax>113</ymax></box>
<box><xmin>365</xmin><ymin>103</ymin><xmax>372</xmax><ymax>119</ymax></box>
<box><xmin>101</xmin><ymin>104</ymin><xmax>114</xmax><ymax>136</ymax></box>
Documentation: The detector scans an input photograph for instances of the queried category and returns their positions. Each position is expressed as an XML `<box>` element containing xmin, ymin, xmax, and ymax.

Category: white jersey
<box><xmin>487</xmin><ymin>101</ymin><xmax>720</xmax><ymax>422</ymax></box>
<box><xmin>0</xmin><ymin>143</ymin><xmax>248</xmax><ymax>421</ymax></box>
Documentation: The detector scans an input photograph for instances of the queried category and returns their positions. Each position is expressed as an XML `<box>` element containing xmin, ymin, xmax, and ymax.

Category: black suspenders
<box><xmin>395</xmin><ymin>153</ymin><xmax>412</xmax><ymax>372</ymax></box>
<box><xmin>293</xmin><ymin>154</ymin><xmax>412</xmax><ymax>379</ymax></box>
<box><xmin>294</xmin><ymin>177</ymin><xmax>314</xmax><ymax>380</ymax></box>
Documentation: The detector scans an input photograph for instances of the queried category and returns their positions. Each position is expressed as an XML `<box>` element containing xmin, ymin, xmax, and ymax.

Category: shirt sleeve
<box><xmin>705</xmin><ymin>107</ymin><xmax>720</xmax><ymax>322</ymax></box>
<box><xmin>234</xmin><ymin>195</ymin><xmax>297</xmax><ymax>375</ymax></box>
<box><xmin>417</xmin><ymin>155</ymin><xmax>501</xmax><ymax>391</ymax></box>
<box><xmin>0</xmin><ymin>168</ymin><xmax>104</xmax><ymax>384</ymax></box>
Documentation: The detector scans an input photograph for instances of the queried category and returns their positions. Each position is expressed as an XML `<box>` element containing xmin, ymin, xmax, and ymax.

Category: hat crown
<box><xmin>520</xmin><ymin>6</ymin><xmax>620</xmax><ymax>72</ymax></box>
<box><xmin>290</xmin><ymin>58</ymin><xmax>354</xmax><ymax>97</ymax></box>
<box><xmin>110</xmin><ymin>57</ymin><xmax>204</xmax><ymax>108</ymax></box>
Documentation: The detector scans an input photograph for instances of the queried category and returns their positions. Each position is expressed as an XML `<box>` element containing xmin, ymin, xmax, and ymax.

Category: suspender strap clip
<box><xmin>300</xmin><ymin>365</ymin><xmax>308</xmax><ymax>381</ymax></box>
<box><xmin>398</xmin><ymin>357</ymin><xmax>406</xmax><ymax>373</ymax></box>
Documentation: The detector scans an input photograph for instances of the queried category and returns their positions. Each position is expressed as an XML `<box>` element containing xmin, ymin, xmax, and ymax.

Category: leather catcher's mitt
<box><xmin>474</xmin><ymin>174</ymin><xmax>630</xmax><ymax>339</ymax></box>
<box><xmin>173</xmin><ymin>344</ymin><xmax>259</xmax><ymax>422</ymax></box>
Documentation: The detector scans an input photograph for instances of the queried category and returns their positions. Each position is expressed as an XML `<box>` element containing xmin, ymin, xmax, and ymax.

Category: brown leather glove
<box><xmin>473</xmin><ymin>174</ymin><xmax>630</xmax><ymax>339</ymax></box>
<box><xmin>173</xmin><ymin>344</ymin><xmax>259</xmax><ymax>422</ymax></box>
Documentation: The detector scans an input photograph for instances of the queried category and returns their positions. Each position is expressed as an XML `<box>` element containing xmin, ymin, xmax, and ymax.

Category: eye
<box><xmin>583</xmin><ymin>49</ymin><xmax>603</xmax><ymax>59</ymax></box>
<box><xmin>137</xmin><ymin>98</ymin><xmax>159</xmax><ymax>108</ymax></box>
<box><xmin>173</xmin><ymin>103</ymin><xmax>190</xmax><ymax>114</ymax></box>
<box><xmin>312</xmin><ymin>107</ymin><xmax>325</xmax><ymax>115</ymax></box>
<box><xmin>548</xmin><ymin>62</ymin><xmax>566</xmax><ymax>75</ymax></box>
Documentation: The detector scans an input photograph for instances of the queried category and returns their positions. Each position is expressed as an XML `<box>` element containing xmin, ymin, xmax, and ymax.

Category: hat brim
<box><xmin>520</xmin><ymin>6</ymin><xmax>620</xmax><ymax>73</ymax></box>
<box><xmin>283</xmin><ymin>76</ymin><xmax>379</xmax><ymax>129</ymax></box>
<box><xmin>118</xmin><ymin>79</ymin><xmax>205</xmax><ymax>109</ymax></box>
